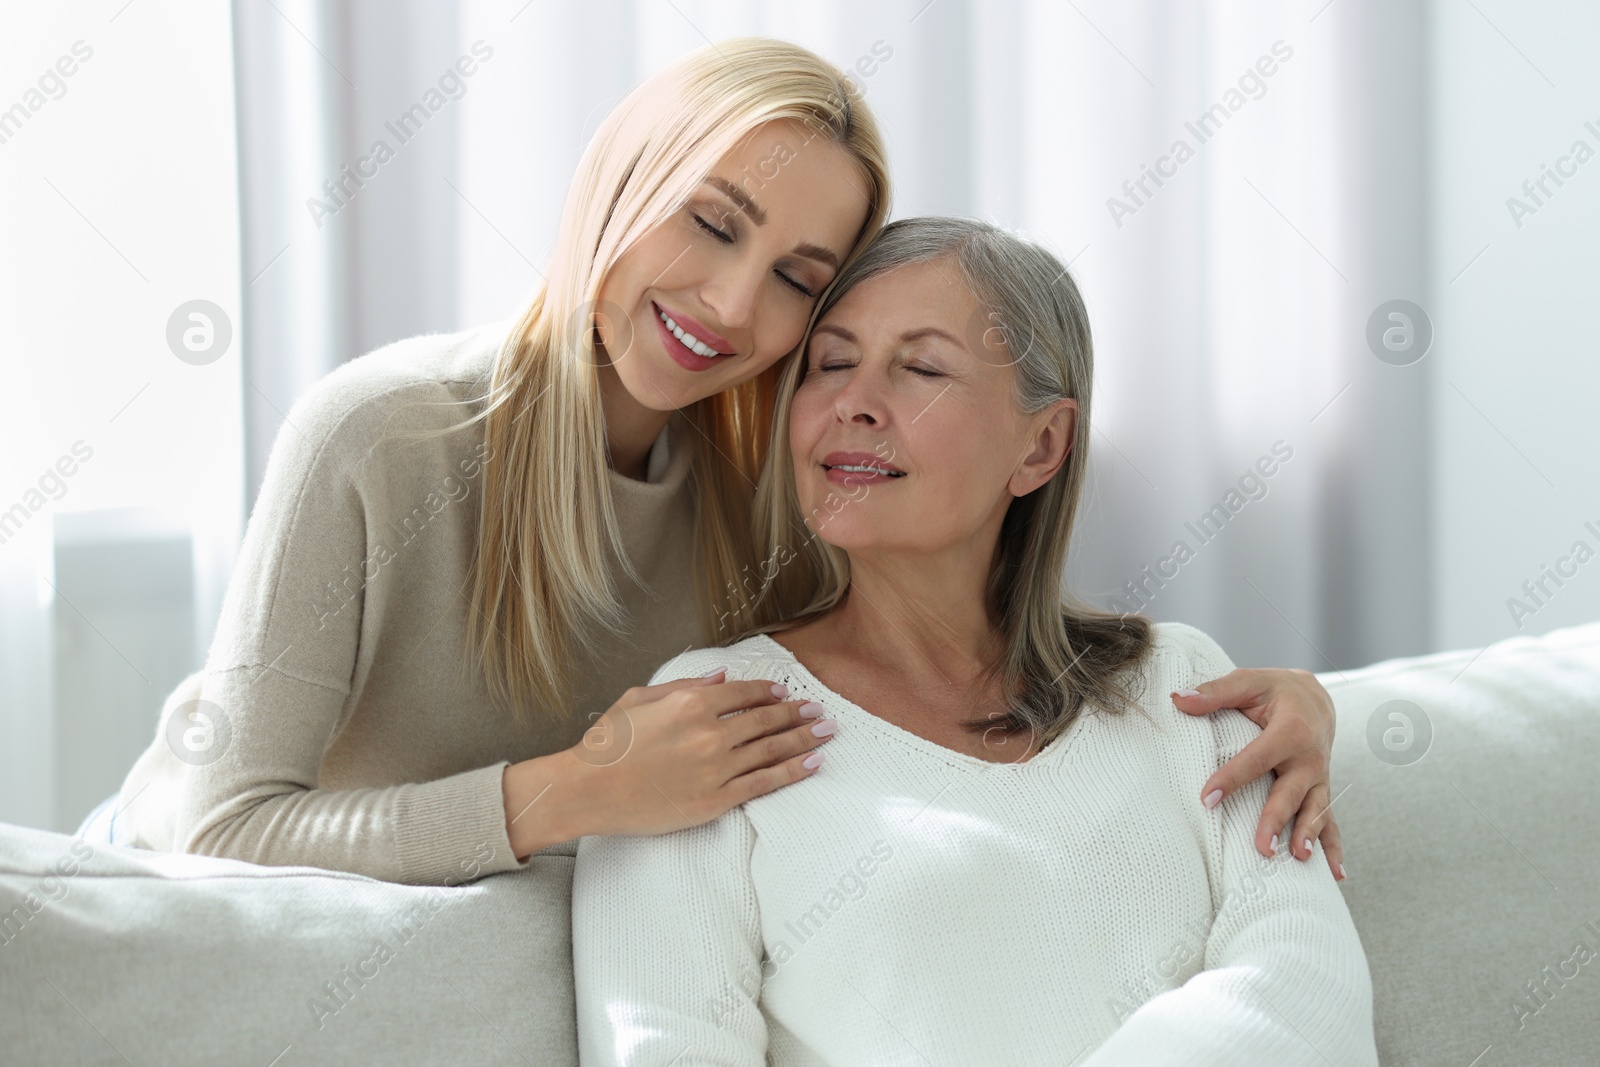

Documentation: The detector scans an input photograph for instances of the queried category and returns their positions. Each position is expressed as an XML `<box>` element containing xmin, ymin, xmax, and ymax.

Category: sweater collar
<box><xmin>643</xmin><ymin>418</ymin><xmax>671</xmax><ymax>483</ymax></box>
<box><xmin>608</xmin><ymin>410</ymin><xmax>693</xmax><ymax>499</ymax></box>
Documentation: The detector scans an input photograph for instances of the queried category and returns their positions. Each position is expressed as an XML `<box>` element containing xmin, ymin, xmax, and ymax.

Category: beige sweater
<box><xmin>118</xmin><ymin>321</ymin><xmax>704</xmax><ymax>885</ymax></box>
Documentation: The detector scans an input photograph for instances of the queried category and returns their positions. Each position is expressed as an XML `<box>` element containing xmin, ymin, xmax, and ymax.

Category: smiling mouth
<box><xmin>654</xmin><ymin>303</ymin><xmax>733</xmax><ymax>358</ymax></box>
<box><xmin>823</xmin><ymin>464</ymin><xmax>905</xmax><ymax>477</ymax></box>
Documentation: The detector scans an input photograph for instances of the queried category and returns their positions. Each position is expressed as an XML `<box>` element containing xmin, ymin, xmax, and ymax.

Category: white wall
<box><xmin>0</xmin><ymin>0</ymin><xmax>241</xmax><ymax>829</ymax></box>
<box><xmin>1429</xmin><ymin>0</ymin><xmax>1600</xmax><ymax>652</ymax></box>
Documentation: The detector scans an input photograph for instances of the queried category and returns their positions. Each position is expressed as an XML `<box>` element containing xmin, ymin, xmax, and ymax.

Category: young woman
<box><xmin>113</xmin><ymin>38</ymin><xmax>1344</xmax><ymax>887</ymax></box>
<box><xmin>571</xmin><ymin>217</ymin><xmax>1378</xmax><ymax>1066</ymax></box>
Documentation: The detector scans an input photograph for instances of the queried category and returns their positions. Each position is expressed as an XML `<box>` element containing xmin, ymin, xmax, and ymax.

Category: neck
<box><xmin>596</xmin><ymin>360</ymin><xmax>672</xmax><ymax>482</ymax></box>
<box><xmin>827</xmin><ymin>540</ymin><xmax>1003</xmax><ymax>693</ymax></box>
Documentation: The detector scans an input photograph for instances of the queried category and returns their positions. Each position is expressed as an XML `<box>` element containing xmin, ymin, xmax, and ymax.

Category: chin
<box><xmin>622</xmin><ymin>365</ymin><xmax>702</xmax><ymax>412</ymax></box>
<box><xmin>802</xmin><ymin>516</ymin><xmax>882</xmax><ymax>549</ymax></box>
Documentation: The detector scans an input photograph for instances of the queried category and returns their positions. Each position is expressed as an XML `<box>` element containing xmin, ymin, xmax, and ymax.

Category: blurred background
<box><xmin>1</xmin><ymin>0</ymin><xmax>1595</xmax><ymax>832</ymax></box>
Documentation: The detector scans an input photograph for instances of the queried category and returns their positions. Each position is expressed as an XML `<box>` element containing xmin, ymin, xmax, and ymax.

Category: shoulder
<box><xmin>1145</xmin><ymin>620</ymin><xmax>1239</xmax><ymax>689</ymax></box>
<box><xmin>1142</xmin><ymin>621</ymin><xmax>1258</xmax><ymax>758</ymax></box>
<box><xmin>263</xmin><ymin>321</ymin><xmax>511</xmax><ymax>488</ymax></box>
<box><xmin>284</xmin><ymin>320</ymin><xmax>510</xmax><ymax>454</ymax></box>
<box><xmin>646</xmin><ymin>635</ymin><xmax>787</xmax><ymax>686</ymax></box>
<box><xmin>1105</xmin><ymin>621</ymin><xmax>1243</xmax><ymax>730</ymax></box>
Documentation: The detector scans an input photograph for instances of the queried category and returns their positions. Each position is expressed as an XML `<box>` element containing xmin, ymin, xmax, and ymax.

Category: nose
<box><xmin>700</xmin><ymin>259</ymin><xmax>762</xmax><ymax>332</ymax></box>
<box><xmin>831</xmin><ymin>365</ymin><xmax>887</xmax><ymax>427</ymax></box>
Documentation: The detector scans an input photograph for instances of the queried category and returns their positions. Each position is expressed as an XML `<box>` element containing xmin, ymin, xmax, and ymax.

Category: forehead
<box><xmin>813</xmin><ymin>256</ymin><xmax>1014</xmax><ymax>366</ymax></box>
<box><xmin>707</xmin><ymin>119</ymin><xmax>870</xmax><ymax>206</ymax></box>
<box><xmin>705</xmin><ymin>120</ymin><xmax>869</xmax><ymax>229</ymax></box>
<box><xmin>821</xmin><ymin>257</ymin><xmax>972</xmax><ymax>325</ymax></box>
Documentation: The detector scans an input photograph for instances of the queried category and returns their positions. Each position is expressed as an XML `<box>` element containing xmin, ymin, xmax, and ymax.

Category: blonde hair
<box><xmin>740</xmin><ymin>217</ymin><xmax>1154</xmax><ymax>747</ymax></box>
<box><xmin>428</xmin><ymin>39</ymin><xmax>889</xmax><ymax>721</ymax></box>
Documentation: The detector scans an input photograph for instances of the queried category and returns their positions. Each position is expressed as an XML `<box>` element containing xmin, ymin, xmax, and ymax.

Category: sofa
<box><xmin>3</xmin><ymin>621</ymin><xmax>1598</xmax><ymax>1065</ymax></box>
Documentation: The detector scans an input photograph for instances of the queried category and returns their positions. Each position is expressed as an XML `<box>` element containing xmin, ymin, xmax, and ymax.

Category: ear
<box><xmin>1009</xmin><ymin>398</ymin><xmax>1078</xmax><ymax>498</ymax></box>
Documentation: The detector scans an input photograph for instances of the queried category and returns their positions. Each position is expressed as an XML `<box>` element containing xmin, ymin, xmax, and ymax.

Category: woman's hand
<box><xmin>1170</xmin><ymin>668</ymin><xmax>1346</xmax><ymax>882</ymax></box>
<box><xmin>502</xmin><ymin>670</ymin><xmax>836</xmax><ymax>857</ymax></box>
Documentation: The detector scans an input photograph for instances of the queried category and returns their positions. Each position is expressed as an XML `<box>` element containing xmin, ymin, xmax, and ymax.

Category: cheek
<box><xmin>755</xmin><ymin>304</ymin><xmax>812</xmax><ymax>364</ymax></box>
<box><xmin>788</xmin><ymin>384</ymin><xmax>829</xmax><ymax>453</ymax></box>
<box><xmin>596</xmin><ymin>249</ymin><xmax>645</xmax><ymax>310</ymax></box>
<box><xmin>916</xmin><ymin>409</ymin><xmax>1018</xmax><ymax>505</ymax></box>
<box><xmin>788</xmin><ymin>384</ymin><xmax>841</xmax><ymax>503</ymax></box>
<box><xmin>606</xmin><ymin>223</ymin><xmax>695</xmax><ymax>302</ymax></box>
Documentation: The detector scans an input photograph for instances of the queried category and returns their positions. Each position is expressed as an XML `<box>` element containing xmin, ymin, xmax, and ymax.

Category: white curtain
<box><xmin>233</xmin><ymin>0</ymin><xmax>1432</xmax><ymax>673</ymax></box>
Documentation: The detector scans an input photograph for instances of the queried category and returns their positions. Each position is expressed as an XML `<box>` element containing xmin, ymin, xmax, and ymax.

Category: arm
<box><xmin>1080</xmin><ymin>626</ymin><xmax>1378</xmax><ymax>1066</ymax></box>
<box><xmin>573</xmin><ymin>815</ymin><xmax>768</xmax><ymax>1067</ymax></box>
<box><xmin>176</xmin><ymin>667</ymin><xmax>521</xmax><ymax>885</ymax></box>
<box><xmin>171</xmin><ymin>375</ymin><xmax>526</xmax><ymax>885</ymax></box>
<box><xmin>572</xmin><ymin>656</ymin><xmax>771</xmax><ymax>1066</ymax></box>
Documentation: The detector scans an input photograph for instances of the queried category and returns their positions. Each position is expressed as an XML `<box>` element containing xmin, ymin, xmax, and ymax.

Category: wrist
<box><xmin>502</xmin><ymin>749</ymin><xmax>589</xmax><ymax>859</ymax></box>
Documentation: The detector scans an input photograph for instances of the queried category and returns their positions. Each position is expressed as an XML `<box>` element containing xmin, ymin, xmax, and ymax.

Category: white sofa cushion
<box><xmin>0</xmin><ymin>826</ymin><xmax>577</xmax><ymax>1065</ymax></box>
<box><xmin>1324</xmin><ymin>619</ymin><xmax>1600</xmax><ymax>1065</ymax></box>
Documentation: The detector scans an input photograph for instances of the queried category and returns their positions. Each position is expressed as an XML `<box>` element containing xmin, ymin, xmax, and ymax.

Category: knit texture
<box><xmin>118</xmin><ymin>321</ymin><xmax>706</xmax><ymax>885</ymax></box>
<box><xmin>572</xmin><ymin>622</ymin><xmax>1378</xmax><ymax>1065</ymax></box>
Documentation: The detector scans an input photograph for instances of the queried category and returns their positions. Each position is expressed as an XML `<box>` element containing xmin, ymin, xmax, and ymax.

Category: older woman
<box><xmin>570</xmin><ymin>217</ymin><xmax>1377</xmax><ymax>1065</ymax></box>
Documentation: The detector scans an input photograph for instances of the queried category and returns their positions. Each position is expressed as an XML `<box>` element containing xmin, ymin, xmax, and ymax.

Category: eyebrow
<box><xmin>706</xmin><ymin>177</ymin><xmax>765</xmax><ymax>224</ymax></box>
<box><xmin>811</xmin><ymin>324</ymin><xmax>965</xmax><ymax>348</ymax></box>
<box><xmin>703</xmin><ymin>177</ymin><xmax>841</xmax><ymax>269</ymax></box>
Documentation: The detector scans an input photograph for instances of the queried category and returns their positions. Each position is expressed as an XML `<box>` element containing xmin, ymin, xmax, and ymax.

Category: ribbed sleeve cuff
<box><xmin>392</xmin><ymin>762</ymin><xmax>531</xmax><ymax>885</ymax></box>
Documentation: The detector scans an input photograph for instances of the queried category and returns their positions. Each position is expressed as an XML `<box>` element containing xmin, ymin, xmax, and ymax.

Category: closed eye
<box><xmin>693</xmin><ymin>214</ymin><xmax>733</xmax><ymax>243</ymax></box>
<box><xmin>777</xmin><ymin>272</ymin><xmax>816</xmax><ymax>298</ymax></box>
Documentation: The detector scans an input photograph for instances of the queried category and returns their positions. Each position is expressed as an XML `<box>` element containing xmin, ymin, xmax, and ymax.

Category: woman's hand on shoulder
<box><xmin>503</xmin><ymin>670</ymin><xmax>836</xmax><ymax>855</ymax></box>
<box><xmin>1170</xmin><ymin>668</ymin><xmax>1345</xmax><ymax>882</ymax></box>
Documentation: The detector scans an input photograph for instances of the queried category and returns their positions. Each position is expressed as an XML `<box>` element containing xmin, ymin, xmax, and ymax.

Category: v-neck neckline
<box><xmin>749</xmin><ymin>633</ymin><xmax>1096</xmax><ymax>772</ymax></box>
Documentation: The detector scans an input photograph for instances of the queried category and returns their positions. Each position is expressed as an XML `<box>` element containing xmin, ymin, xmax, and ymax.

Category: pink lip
<box><xmin>654</xmin><ymin>312</ymin><xmax>721</xmax><ymax>373</ymax></box>
<box><xmin>653</xmin><ymin>301</ymin><xmax>734</xmax><ymax>354</ymax></box>
<box><xmin>822</xmin><ymin>451</ymin><xmax>904</xmax><ymax>473</ymax></box>
<box><xmin>649</xmin><ymin>303</ymin><xmax>736</xmax><ymax>375</ymax></box>
<box><xmin>820</xmin><ymin>450</ymin><xmax>905</xmax><ymax>486</ymax></box>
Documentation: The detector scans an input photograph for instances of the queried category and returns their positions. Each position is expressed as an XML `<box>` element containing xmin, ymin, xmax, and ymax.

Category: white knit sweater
<box><xmin>572</xmin><ymin>622</ymin><xmax>1378</xmax><ymax>1066</ymax></box>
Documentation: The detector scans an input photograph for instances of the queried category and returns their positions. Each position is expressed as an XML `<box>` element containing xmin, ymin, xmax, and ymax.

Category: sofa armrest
<box><xmin>0</xmin><ymin>822</ymin><xmax>575</xmax><ymax>1065</ymax></box>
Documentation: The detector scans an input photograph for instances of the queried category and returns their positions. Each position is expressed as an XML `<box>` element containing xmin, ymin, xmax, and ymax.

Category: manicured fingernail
<box><xmin>700</xmin><ymin>666</ymin><xmax>727</xmax><ymax>680</ymax></box>
<box><xmin>1202</xmin><ymin>788</ymin><xmax>1223</xmax><ymax>809</ymax></box>
<box><xmin>1268</xmin><ymin>833</ymin><xmax>1278</xmax><ymax>855</ymax></box>
<box><xmin>1302</xmin><ymin>837</ymin><xmax>1313</xmax><ymax>857</ymax></box>
<box><xmin>810</xmin><ymin>719</ymin><xmax>837</xmax><ymax>737</ymax></box>
<box><xmin>802</xmin><ymin>751</ymin><xmax>824</xmax><ymax>769</ymax></box>
<box><xmin>799</xmin><ymin>701</ymin><xmax>825</xmax><ymax>719</ymax></box>
<box><xmin>1174</xmin><ymin>688</ymin><xmax>1200</xmax><ymax>699</ymax></box>
<box><xmin>771</xmin><ymin>683</ymin><xmax>789</xmax><ymax>700</ymax></box>
<box><xmin>1338</xmin><ymin>862</ymin><xmax>1348</xmax><ymax>880</ymax></box>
